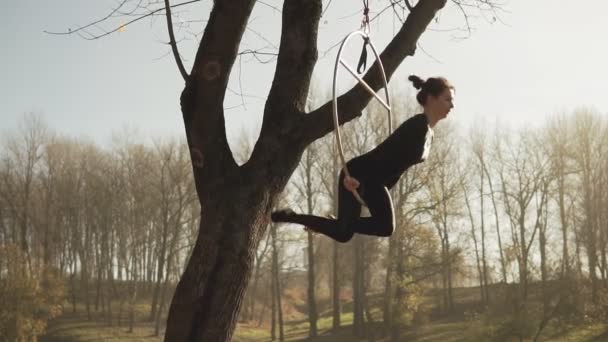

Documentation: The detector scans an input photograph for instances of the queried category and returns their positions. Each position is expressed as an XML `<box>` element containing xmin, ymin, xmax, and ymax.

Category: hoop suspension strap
<box><xmin>357</xmin><ymin>37</ymin><xmax>369</xmax><ymax>74</ymax></box>
<box><xmin>357</xmin><ymin>0</ymin><xmax>371</xmax><ymax>74</ymax></box>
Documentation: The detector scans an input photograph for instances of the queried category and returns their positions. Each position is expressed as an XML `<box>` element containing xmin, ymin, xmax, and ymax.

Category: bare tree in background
<box><xmin>149</xmin><ymin>140</ymin><xmax>196</xmax><ymax>323</ymax></box>
<box><xmin>570</xmin><ymin>109</ymin><xmax>605</xmax><ymax>302</ymax></box>
<box><xmin>380</xmin><ymin>90</ymin><xmax>427</xmax><ymax>332</ymax></box>
<box><xmin>543</xmin><ymin>114</ymin><xmax>580</xmax><ymax>281</ymax></box>
<box><xmin>3</xmin><ymin>113</ymin><xmax>48</xmax><ymax>272</ymax></box>
<box><xmin>472</xmin><ymin>123</ymin><xmax>508</xmax><ymax>285</ymax></box>
<box><xmin>291</xmin><ymin>140</ymin><xmax>322</xmax><ymax>337</ymax></box>
<box><xmin>270</xmin><ymin>222</ymin><xmax>285</xmax><ymax>341</ymax></box>
<box><xmin>342</xmin><ymin>105</ymin><xmax>383</xmax><ymax>338</ymax></box>
<box><xmin>314</xmin><ymin>130</ymin><xmax>345</xmax><ymax>330</ymax></box>
<box><xmin>470</xmin><ymin>126</ymin><xmax>492</xmax><ymax>303</ymax></box>
<box><xmin>461</xmin><ymin>155</ymin><xmax>488</xmax><ymax>306</ymax></box>
<box><xmin>426</xmin><ymin>123</ymin><xmax>463</xmax><ymax>312</ymax></box>
<box><xmin>494</xmin><ymin>126</ymin><xmax>550</xmax><ymax>340</ymax></box>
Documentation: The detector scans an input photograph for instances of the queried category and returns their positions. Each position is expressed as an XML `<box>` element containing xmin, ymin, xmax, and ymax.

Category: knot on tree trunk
<box><xmin>190</xmin><ymin>147</ymin><xmax>204</xmax><ymax>168</ymax></box>
<box><xmin>202</xmin><ymin>60</ymin><xmax>222</xmax><ymax>81</ymax></box>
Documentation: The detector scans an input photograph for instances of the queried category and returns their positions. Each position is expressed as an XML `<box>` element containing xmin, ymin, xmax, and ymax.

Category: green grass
<box><xmin>40</xmin><ymin>287</ymin><xmax>608</xmax><ymax>342</ymax></box>
<box><xmin>541</xmin><ymin>323</ymin><xmax>608</xmax><ymax>342</ymax></box>
<box><xmin>41</xmin><ymin>310</ymin><xmax>608</xmax><ymax>342</ymax></box>
<box><xmin>41</xmin><ymin>312</ymin><xmax>162</xmax><ymax>342</ymax></box>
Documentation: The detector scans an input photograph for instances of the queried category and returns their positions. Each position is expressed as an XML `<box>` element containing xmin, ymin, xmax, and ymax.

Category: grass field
<box><xmin>40</xmin><ymin>285</ymin><xmax>608</xmax><ymax>342</ymax></box>
<box><xmin>41</xmin><ymin>311</ymin><xmax>608</xmax><ymax>342</ymax></box>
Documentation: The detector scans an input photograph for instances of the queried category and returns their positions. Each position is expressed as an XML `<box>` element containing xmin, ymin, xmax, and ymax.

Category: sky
<box><xmin>2</xmin><ymin>0</ymin><xmax>608</xmax><ymax>152</ymax></box>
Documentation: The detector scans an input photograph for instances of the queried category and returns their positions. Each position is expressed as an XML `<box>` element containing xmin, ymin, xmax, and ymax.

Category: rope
<box><xmin>361</xmin><ymin>0</ymin><xmax>370</xmax><ymax>33</ymax></box>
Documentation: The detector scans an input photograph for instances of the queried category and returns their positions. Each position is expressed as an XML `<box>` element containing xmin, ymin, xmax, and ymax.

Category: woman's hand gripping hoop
<box><xmin>332</xmin><ymin>30</ymin><xmax>392</xmax><ymax>207</ymax></box>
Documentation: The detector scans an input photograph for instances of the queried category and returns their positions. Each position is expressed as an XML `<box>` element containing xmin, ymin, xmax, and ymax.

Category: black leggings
<box><xmin>283</xmin><ymin>171</ymin><xmax>395</xmax><ymax>243</ymax></box>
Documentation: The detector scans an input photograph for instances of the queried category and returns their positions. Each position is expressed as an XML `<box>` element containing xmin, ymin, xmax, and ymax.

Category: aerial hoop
<box><xmin>332</xmin><ymin>30</ymin><xmax>392</xmax><ymax>207</ymax></box>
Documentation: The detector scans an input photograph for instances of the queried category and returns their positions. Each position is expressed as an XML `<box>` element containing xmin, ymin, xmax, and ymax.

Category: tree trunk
<box><xmin>306</xmin><ymin>231</ymin><xmax>318</xmax><ymax>337</ymax></box>
<box><xmin>519</xmin><ymin>214</ymin><xmax>529</xmax><ymax>302</ymax></box>
<box><xmin>246</xmin><ymin>232</ymin><xmax>270</xmax><ymax>322</ymax></box>
<box><xmin>441</xmin><ymin>242</ymin><xmax>449</xmax><ymax>312</ymax></box>
<box><xmin>150</xmin><ymin>220</ymin><xmax>168</xmax><ymax>321</ymax></box>
<box><xmin>353</xmin><ymin>236</ymin><xmax>365</xmax><ymax>337</ymax></box>
<box><xmin>128</xmin><ymin>255</ymin><xmax>138</xmax><ymax>333</ymax></box>
<box><xmin>539</xmin><ymin>221</ymin><xmax>548</xmax><ymax>317</ymax></box>
<box><xmin>383</xmin><ymin>236</ymin><xmax>396</xmax><ymax>331</ymax></box>
<box><xmin>70</xmin><ymin>255</ymin><xmax>77</xmax><ymax>314</ymax></box>
<box><xmin>480</xmin><ymin>165</ymin><xmax>489</xmax><ymax>304</ymax></box>
<box><xmin>106</xmin><ymin>229</ymin><xmax>115</xmax><ymax>325</ymax></box>
<box><xmin>363</xmin><ymin>271</ymin><xmax>376</xmax><ymax>342</ymax></box>
<box><xmin>483</xmin><ymin>163</ymin><xmax>508</xmax><ymax>283</ymax></box>
<box><xmin>95</xmin><ymin>237</ymin><xmax>103</xmax><ymax>312</ymax></box>
<box><xmin>445</xmin><ymin>234</ymin><xmax>454</xmax><ymax>311</ymax></box>
<box><xmin>391</xmin><ymin>243</ymin><xmax>405</xmax><ymax>342</ymax></box>
<box><xmin>472</xmin><ymin>228</ymin><xmax>484</xmax><ymax>305</ymax></box>
<box><xmin>303</xmin><ymin>146</ymin><xmax>318</xmax><ymax>337</ymax></box>
<box><xmin>271</xmin><ymin>269</ymin><xmax>276</xmax><ymax>341</ymax></box>
<box><xmin>332</xmin><ymin>151</ymin><xmax>341</xmax><ymax>331</ymax></box>
<box><xmin>332</xmin><ymin>240</ymin><xmax>341</xmax><ymax>330</ymax></box>
<box><xmin>557</xmin><ymin>167</ymin><xmax>570</xmax><ymax>276</ymax></box>
<box><xmin>155</xmin><ymin>278</ymin><xmax>171</xmax><ymax>336</ymax></box>
<box><xmin>146</xmin><ymin>230</ymin><xmax>156</xmax><ymax>292</ymax></box>
<box><xmin>271</xmin><ymin>224</ymin><xmax>284</xmax><ymax>341</ymax></box>
<box><xmin>463</xmin><ymin>180</ymin><xmax>484</xmax><ymax>306</ymax></box>
<box><xmin>156</xmin><ymin>212</ymin><xmax>183</xmax><ymax>336</ymax></box>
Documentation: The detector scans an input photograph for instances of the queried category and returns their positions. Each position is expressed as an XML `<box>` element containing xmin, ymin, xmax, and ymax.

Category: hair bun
<box><xmin>408</xmin><ymin>75</ymin><xmax>425</xmax><ymax>90</ymax></box>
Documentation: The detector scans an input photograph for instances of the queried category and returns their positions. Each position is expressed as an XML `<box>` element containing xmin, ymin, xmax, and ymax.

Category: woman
<box><xmin>271</xmin><ymin>75</ymin><xmax>454</xmax><ymax>242</ymax></box>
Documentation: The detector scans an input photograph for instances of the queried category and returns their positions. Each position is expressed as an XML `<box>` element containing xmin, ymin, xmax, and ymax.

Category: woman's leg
<box><xmin>349</xmin><ymin>184</ymin><xmax>395</xmax><ymax>237</ymax></box>
<box><xmin>271</xmin><ymin>171</ymin><xmax>362</xmax><ymax>243</ymax></box>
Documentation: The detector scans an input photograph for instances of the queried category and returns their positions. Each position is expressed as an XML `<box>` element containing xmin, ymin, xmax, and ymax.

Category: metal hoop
<box><xmin>332</xmin><ymin>30</ymin><xmax>392</xmax><ymax>206</ymax></box>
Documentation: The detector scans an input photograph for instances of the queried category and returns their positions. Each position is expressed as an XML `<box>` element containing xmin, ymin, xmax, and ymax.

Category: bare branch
<box><xmin>237</xmin><ymin>50</ymin><xmax>278</xmax><ymax>63</ymax></box>
<box><xmin>44</xmin><ymin>0</ymin><xmax>202</xmax><ymax>41</ymax></box>
<box><xmin>43</xmin><ymin>0</ymin><xmax>131</xmax><ymax>36</ymax></box>
<box><xmin>258</xmin><ymin>0</ymin><xmax>282</xmax><ymax>13</ymax></box>
<box><xmin>452</xmin><ymin>0</ymin><xmax>473</xmax><ymax>38</ymax></box>
<box><xmin>164</xmin><ymin>0</ymin><xmax>189</xmax><ymax>82</ymax></box>
<box><xmin>404</xmin><ymin>0</ymin><xmax>414</xmax><ymax>11</ymax></box>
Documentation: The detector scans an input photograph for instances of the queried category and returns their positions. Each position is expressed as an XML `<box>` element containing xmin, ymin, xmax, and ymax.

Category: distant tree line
<box><xmin>1</xmin><ymin>93</ymin><xmax>607</xmax><ymax>341</ymax></box>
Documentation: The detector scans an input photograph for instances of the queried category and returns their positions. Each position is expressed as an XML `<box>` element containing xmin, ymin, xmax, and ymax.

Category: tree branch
<box><xmin>245</xmin><ymin>0</ymin><xmax>323</xmax><ymax>173</ymax></box>
<box><xmin>301</xmin><ymin>0</ymin><xmax>448</xmax><ymax>146</ymax></box>
<box><xmin>164</xmin><ymin>0</ymin><xmax>189</xmax><ymax>82</ymax></box>
<box><xmin>43</xmin><ymin>0</ymin><xmax>131</xmax><ymax>36</ymax></box>
<box><xmin>44</xmin><ymin>0</ymin><xmax>202</xmax><ymax>41</ymax></box>
<box><xmin>180</xmin><ymin>0</ymin><xmax>256</xmax><ymax>186</ymax></box>
<box><xmin>404</xmin><ymin>0</ymin><xmax>414</xmax><ymax>12</ymax></box>
<box><xmin>264</xmin><ymin>0</ymin><xmax>323</xmax><ymax>115</ymax></box>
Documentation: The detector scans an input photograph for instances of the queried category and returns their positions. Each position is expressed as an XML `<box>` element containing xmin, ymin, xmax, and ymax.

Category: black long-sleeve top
<box><xmin>346</xmin><ymin>113</ymin><xmax>433</xmax><ymax>189</ymax></box>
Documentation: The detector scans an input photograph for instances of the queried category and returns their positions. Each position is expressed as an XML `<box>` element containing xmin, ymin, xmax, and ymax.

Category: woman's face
<box><xmin>428</xmin><ymin>88</ymin><xmax>454</xmax><ymax>120</ymax></box>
